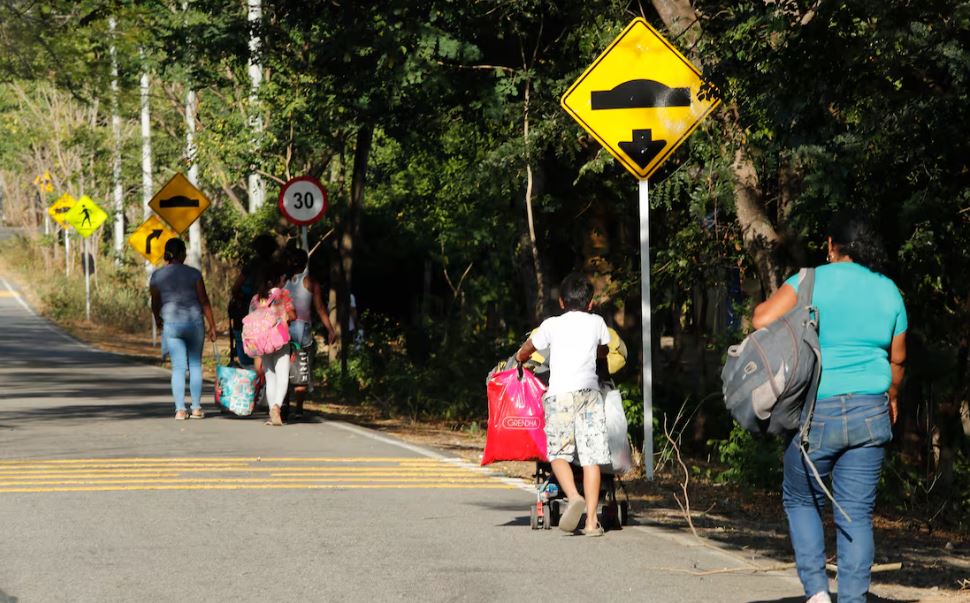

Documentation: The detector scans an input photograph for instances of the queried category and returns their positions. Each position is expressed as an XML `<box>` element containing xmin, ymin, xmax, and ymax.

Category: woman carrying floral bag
<box><xmin>242</xmin><ymin>262</ymin><xmax>295</xmax><ymax>426</ymax></box>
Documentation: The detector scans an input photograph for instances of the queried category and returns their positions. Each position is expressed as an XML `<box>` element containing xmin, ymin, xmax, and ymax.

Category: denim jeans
<box><xmin>163</xmin><ymin>320</ymin><xmax>204</xmax><ymax>412</ymax></box>
<box><xmin>783</xmin><ymin>393</ymin><xmax>892</xmax><ymax>603</ymax></box>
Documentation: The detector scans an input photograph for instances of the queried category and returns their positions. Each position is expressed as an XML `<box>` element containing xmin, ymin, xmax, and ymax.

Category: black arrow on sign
<box><xmin>618</xmin><ymin>129</ymin><xmax>667</xmax><ymax>170</ymax></box>
<box><xmin>54</xmin><ymin>207</ymin><xmax>71</xmax><ymax>214</ymax></box>
<box><xmin>158</xmin><ymin>195</ymin><xmax>199</xmax><ymax>208</ymax></box>
<box><xmin>145</xmin><ymin>229</ymin><xmax>163</xmax><ymax>254</ymax></box>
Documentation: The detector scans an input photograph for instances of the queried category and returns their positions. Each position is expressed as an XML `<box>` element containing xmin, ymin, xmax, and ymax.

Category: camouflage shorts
<box><xmin>543</xmin><ymin>389</ymin><xmax>610</xmax><ymax>466</ymax></box>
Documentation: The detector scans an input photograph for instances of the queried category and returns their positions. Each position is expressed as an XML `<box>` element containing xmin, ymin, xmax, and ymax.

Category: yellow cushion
<box><xmin>529</xmin><ymin>327</ymin><xmax>627</xmax><ymax>375</ymax></box>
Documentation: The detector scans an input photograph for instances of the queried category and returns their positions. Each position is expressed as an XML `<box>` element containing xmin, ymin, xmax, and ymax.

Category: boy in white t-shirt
<box><xmin>515</xmin><ymin>273</ymin><xmax>610</xmax><ymax>536</ymax></box>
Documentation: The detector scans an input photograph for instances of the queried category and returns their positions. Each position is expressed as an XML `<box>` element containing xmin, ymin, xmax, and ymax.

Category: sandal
<box><xmin>190</xmin><ymin>409</ymin><xmax>205</xmax><ymax>419</ymax></box>
<box><xmin>558</xmin><ymin>496</ymin><xmax>586</xmax><ymax>532</ymax></box>
<box><xmin>266</xmin><ymin>406</ymin><xmax>283</xmax><ymax>426</ymax></box>
<box><xmin>175</xmin><ymin>410</ymin><xmax>187</xmax><ymax>420</ymax></box>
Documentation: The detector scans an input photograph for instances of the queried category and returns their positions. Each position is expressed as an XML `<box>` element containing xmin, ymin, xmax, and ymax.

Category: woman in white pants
<box><xmin>249</xmin><ymin>262</ymin><xmax>296</xmax><ymax>426</ymax></box>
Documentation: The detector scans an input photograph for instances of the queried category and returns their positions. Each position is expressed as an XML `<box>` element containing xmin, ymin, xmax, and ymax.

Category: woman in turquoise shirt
<box><xmin>752</xmin><ymin>215</ymin><xmax>907</xmax><ymax>603</ymax></box>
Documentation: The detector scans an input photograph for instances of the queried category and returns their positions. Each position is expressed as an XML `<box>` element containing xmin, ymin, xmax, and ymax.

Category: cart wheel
<box><xmin>542</xmin><ymin>507</ymin><xmax>552</xmax><ymax>530</ymax></box>
<box><xmin>550</xmin><ymin>499</ymin><xmax>561</xmax><ymax>527</ymax></box>
<box><xmin>619</xmin><ymin>500</ymin><xmax>630</xmax><ymax>526</ymax></box>
<box><xmin>530</xmin><ymin>504</ymin><xmax>539</xmax><ymax>530</ymax></box>
<box><xmin>601</xmin><ymin>503</ymin><xmax>617</xmax><ymax>530</ymax></box>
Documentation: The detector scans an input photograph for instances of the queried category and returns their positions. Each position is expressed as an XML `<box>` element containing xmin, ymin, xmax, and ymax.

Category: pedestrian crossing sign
<box><xmin>560</xmin><ymin>17</ymin><xmax>720</xmax><ymax>180</ymax></box>
<box><xmin>148</xmin><ymin>173</ymin><xmax>211</xmax><ymax>234</ymax></box>
<box><xmin>128</xmin><ymin>216</ymin><xmax>179</xmax><ymax>265</ymax></box>
<box><xmin>63</xmin><ymin>195</ymin><xmax>108</xmax><ymax>238</ymax></box>
<box><xmin>48</xmin><ymin>194</ymin><xmax>76</xmax><ymax>229</ymax></box>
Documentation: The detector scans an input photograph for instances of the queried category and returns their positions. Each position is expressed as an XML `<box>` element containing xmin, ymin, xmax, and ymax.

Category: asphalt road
<box><xmin>0</xmin><ymin>276</ymin><xmax>804</xmax><ymax>603</ymax></box>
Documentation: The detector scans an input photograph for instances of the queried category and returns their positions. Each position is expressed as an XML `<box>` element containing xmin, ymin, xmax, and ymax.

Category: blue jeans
<box><xmin>783</xmin><ymin>393</ymin><xmax>892</xmax><ymax>603</ymax></box>
<box><xmin>163</xmin><ymin>321</ymin><xmax>204</xmax><ymax>412</ymax></box>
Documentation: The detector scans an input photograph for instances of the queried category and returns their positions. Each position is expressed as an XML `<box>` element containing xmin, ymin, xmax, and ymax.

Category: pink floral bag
<box><xmin>241</xmin><ymin>288</ymin><xmax>292</xmax><ymax>357</ymax></box>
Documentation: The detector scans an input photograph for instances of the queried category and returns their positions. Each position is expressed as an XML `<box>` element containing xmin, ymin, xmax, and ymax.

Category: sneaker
<box><xmin>269</xmin><ymin>406</ymin><xmax>283</xmax><ymax>426</ymax></box>
<box><xmin>581</xmin><ymin>526</ymin><xmax>604</xmax><ymax>537</ymax></box>
<box><xmin>806</xmin><ymin>592</ymin><xmax>831</xmax><ymax>603</ymax></box>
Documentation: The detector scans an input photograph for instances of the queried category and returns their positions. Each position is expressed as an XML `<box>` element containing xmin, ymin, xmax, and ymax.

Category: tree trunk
<box><xmin>651</xmin><ymin>0</ymin><xmax>788</xmax><ymax>294</ymax></box>
<box><xmin>185</xmin><ymin>88</ymin><xmax>202</xmax><ymax>269</ymax></box>
<box><xmin>523</xmin><ymin>74</ymin><xmax>546</xmax><ymax>322</ymax></box>
<box><xmin>247</xmin><ymin>0</ymin><xmax>265</xmax><ymax>212</ymax></box>
<box><xmin>337</xmin><ymin>122</ymin><xmax>374</xmax><ymax>374</ymax></box>
<box><xmin>109</xmin><ymin>16</ymin><xmax>124</xmax><ymax>254</ymax></box>
<box><xmin>732</xmin><ymin>146</ymin><xmax>785</xmax><ymax>292</ymax></box>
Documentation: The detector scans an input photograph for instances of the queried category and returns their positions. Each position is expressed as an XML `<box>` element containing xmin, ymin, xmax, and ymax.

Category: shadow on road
<box><xmin>749</xmin><ymin>596</ymin><xmax>916</xmax><ymax>603</ymax></box>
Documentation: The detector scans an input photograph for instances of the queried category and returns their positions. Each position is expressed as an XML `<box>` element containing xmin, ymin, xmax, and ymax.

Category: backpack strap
<box><xmin>796</xmin><ymin>267</ymin><xmax>815</xmax><ymax>308</ymax></box>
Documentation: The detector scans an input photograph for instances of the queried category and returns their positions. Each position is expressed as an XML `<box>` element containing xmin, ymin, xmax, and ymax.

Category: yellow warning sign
<box><xmin>560</xmin><ymin>18</ymin><xmax>720</xmax><ymax>180</ymax></box>
<box><xmin>128</xmin><ymin>216</ymin><xmax>179</xmax><ymax>265</ymax></box>
<box><xmin>63</xmin><ymin>195</ymin><xmax>108</xmax><ymax>238</ymax></box>
<box><xmin>148</xmin><ymin>173</ymin><xmax>211</xmax><ymax>234</ymax></box>
<box><xmin>48</xmin><ymin>194</ymin><xmax>76</xmax><ymax>229</ymax></box>
<box><xmin>33</xmin><ymin>171</ymin><xmax>54</xmax><ymax>193</ymax></box>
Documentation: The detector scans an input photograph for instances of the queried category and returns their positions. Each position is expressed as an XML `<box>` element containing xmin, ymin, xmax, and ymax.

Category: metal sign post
<box><xmin>639</xmin><ymin>179</ymin><xmax>654</xmax><ymax>479</ymax></box>
<box><xmin>83</xmin><ymin>237</ymin><xmax>91</xmax><ymax>321</ymax></box>
<box><xmin>65</xmin><ymin>230</ymin><xmax>71</xmax><ymax>277</ymax></box>
<box><xmin>559</xmin><ymin>17</ymin><xmax>720</xmax><ymax>480</ymax></box>
<box><xmin>300</xmin><ymin>225</ymin><xmax>309</xmax><ymax>251</ymax></box>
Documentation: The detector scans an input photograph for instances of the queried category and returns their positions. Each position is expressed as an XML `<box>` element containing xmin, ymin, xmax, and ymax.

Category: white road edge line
<box><xmin>1</xmin><ymin>275</ymin><xmax>170</xmax><ymax>371</ymax></box>
<box><xmin>326</xmin><ymin>421</ymin><xmax>531</xmax><ymax>490</ymax></box>
<box><xmin>329</xmin><ymin>419</ymin><xmax>797</xmax><ymax>581</ymax></box>
<box><xmin>1</xmin><ymin>276</ymin><xmax>35</xmax><ymax>315</ymax></box>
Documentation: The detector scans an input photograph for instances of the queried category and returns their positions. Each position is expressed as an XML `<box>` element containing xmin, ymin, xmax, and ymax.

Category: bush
<box><xmin>322</xmin><ymin>312</ymin><xmax>515</xmax><ymax>423</ymax></box>
<box><xmin>709</xmin><ymin>424</ymin><xmax>784</xmax><ymax>490</ymax></box>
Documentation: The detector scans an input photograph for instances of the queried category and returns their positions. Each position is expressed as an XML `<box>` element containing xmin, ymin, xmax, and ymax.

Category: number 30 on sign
<box><xmin>279</xmin><ymin>176</ymin><xmax>329</xmax><ymax>225</ymax></box>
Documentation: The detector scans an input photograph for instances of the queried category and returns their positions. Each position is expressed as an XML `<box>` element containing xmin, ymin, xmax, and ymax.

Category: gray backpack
<box><xmin>721</xmin><ymin>268</ymin><xmax>821</xmax><ymax>438</ymax></box>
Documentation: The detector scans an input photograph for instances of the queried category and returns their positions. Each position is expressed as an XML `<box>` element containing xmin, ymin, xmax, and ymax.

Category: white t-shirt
<box><xmin>531</xmin><ymin>311</ymin><xmax>610</xmax><ymax>396</ymax></box>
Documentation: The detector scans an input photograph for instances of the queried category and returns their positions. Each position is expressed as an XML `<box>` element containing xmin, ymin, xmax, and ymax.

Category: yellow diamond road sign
<box><xmin>148</xmin><ymin>173</ymin><xmax>211</xmax><ymax>234</ymax></box>
<box><xmin>63</xmin><ymin>195</ymin><xmax>108</xmax><ymax>238</ymax></box>
<box><xmin>561</xmin><ymin>17</ymin><xmax>720</xmax><ymax>180</ymax></box>
<box><xmin>128</xmin><ymin>216</ymin><xmax>179</xmax><ymax>265</ymax></box>
<box><xmin>48</xmin><ymin>194</ymin><xmax>76</xmax><ymax>229</ymax></box>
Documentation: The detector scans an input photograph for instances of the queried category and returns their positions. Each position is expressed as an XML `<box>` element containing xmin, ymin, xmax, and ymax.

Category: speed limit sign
<box><xmin>278</xmin><ymin>176</ymin><xmax>328</xmax><ymax>225</ymax></box>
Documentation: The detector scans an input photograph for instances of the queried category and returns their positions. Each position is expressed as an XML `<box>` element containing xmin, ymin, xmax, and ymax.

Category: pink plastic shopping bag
<box><xmin>481</xmin><ymin>367</ymin><xmax>548</xmax><ymax>465</ymax></box>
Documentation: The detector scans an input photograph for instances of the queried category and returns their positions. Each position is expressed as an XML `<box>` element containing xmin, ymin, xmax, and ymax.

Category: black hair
<box><xmin>283</xmin><ymin>245</ymin><xmax>308</xmax><ymax>277</ymax></box>
<box><xmin>253</xmin><ymin>261</ymin><xmax>287</xmax><ymax>300</ymax></box>
<box><xmin>252</xmin><ymin>234</ymin><xmax>278</xmax><ymax>261</ymax></box>
<box><xmin>827</xmin><ymin>212</ymin><xmax>888</xmax><ymax>274</ymax></box>
<box><xmin>559</xmin><ymin>272</ymin><xmax>594</xmax><ymax>311</ymax></box>
<box><xmin>163</xmin><ymin>238</ymin><xmax>186</xmax><ymax>262</ymax></box>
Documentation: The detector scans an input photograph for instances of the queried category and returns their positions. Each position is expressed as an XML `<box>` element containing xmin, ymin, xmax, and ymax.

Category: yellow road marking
<box><xmin>0</xmin><ymin>473</ymin><xmax>480</xmax><ymax>483</ymax></box>
<box><xmin>0</xmin><ymin>464</ymin><xmax>252</xmax><ymax>472</ymax></box>
<box><xmin>0</xmin><ymin>457</ymin><xmax>504</xmax><ymax>495</ymax></box>
<box><xmin>0</xmin><ymin>468</ymin><xmax>479</xmax><ymax>477</ymax></box>
<box><xmin>0</xmin><ymin>473</ymin><xmax>180</xmax><ymax>480</ymax></box>
<box><xmin>0</xmin><ymin>476</ymin><xmax>496</xmax><ymax>486</ymax></box>
<box><xmin>0</xmin><ymin>483</ymin><xmax>515</xmax><ymax>493</ymax></box>
<box><xmin>0</xmin><ymin>457</ymin><xmax>444</xmax><ymax>465</ymax></box>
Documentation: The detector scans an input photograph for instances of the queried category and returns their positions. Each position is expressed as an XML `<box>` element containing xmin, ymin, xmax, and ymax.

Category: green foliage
<box><xmin>2</xmin><ymin>1</ymin><xmax>969</xmax><ymax>503</ymax></box>
<box><xmin>323</xmin><ymin>312</ymin><xmax>514</xmax><ymax>422</ymax></box>
<box><xmin>709</xmin><ymin>425</ymin><xmax>784</xmax><ymax>490</ymax></box>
